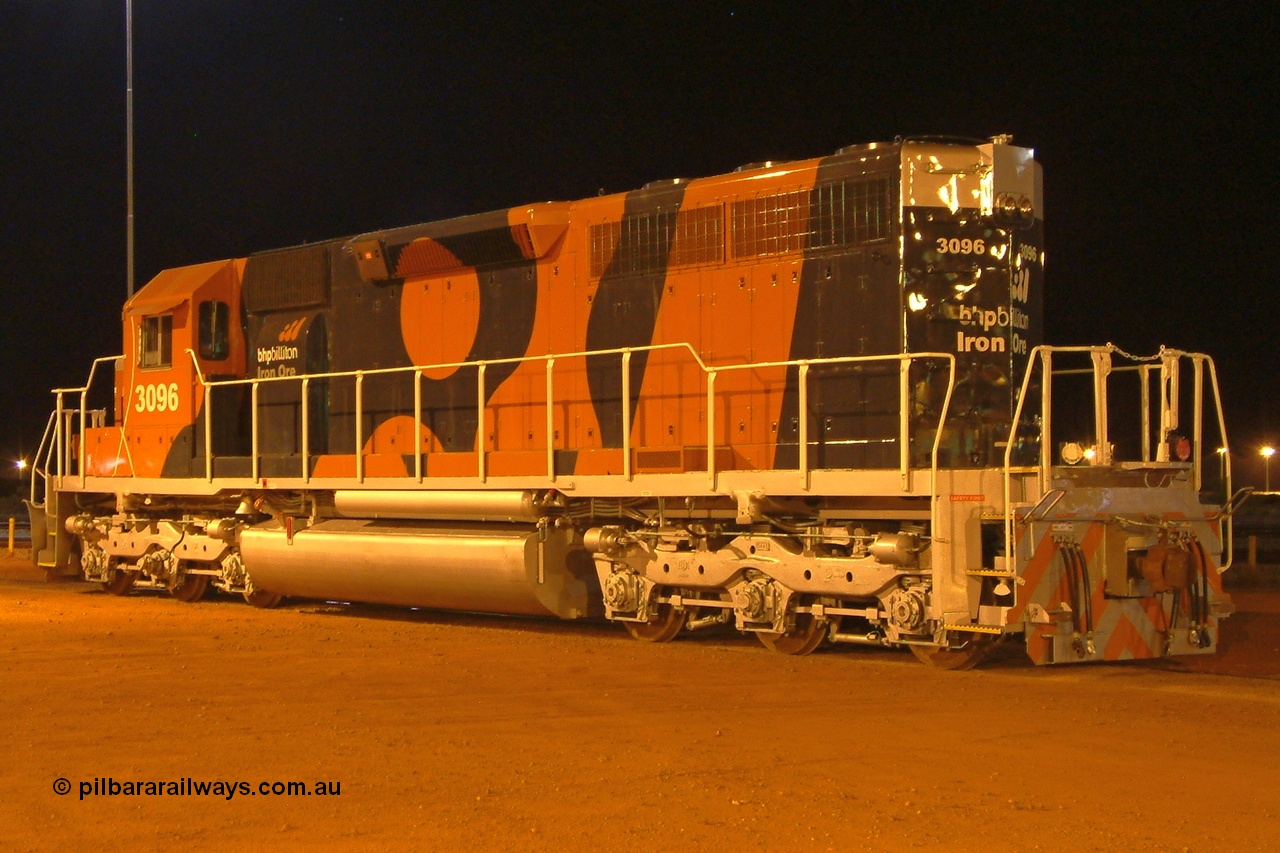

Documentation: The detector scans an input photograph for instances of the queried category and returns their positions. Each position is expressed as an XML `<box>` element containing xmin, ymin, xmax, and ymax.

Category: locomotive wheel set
<box><xmin>28</xmin><ymin>136</ymin><xmax>1235</xmax><ymax>668</ymax></box>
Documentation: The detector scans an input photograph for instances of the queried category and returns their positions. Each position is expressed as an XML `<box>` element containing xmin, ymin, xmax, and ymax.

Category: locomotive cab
<box><xmin>83</xmin><ymin>259</ymin><xmax>247</xmax><ymax>479</ymax></box>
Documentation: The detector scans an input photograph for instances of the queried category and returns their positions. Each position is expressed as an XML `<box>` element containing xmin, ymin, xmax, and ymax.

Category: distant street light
<box><xmin>1217</xmin><ymin>447</ymin><xmax>1228</xmax><ymax>487</ymax></box>
<box><xmin>1263</xmin><ymin>446</ymin><xmax>1276</xmax><ymax>492</ymax></box>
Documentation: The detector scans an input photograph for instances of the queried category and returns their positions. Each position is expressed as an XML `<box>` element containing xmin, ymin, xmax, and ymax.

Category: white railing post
<box><xmin>355</xmin><ymin>372</ymin><xmax>365</xmax><ymax>483</ymax></box>
<box><xmin>1139</xmin><ymin>364</ymin><xmax>1152</xmax><ymax>462</ymax></box>
<box><xmin>621</xmin><ymin>350</ymin><xmax>632</xmax><ymax>481</ymax></box>
<box><xmin>1206</xmin><ymin>356</ymin><xmax>1233</xmax><ymax>570</ymax></box>
<box><xmin>545</xmin><ymin>358</ymin><xmax>555</xmax><ymax>481</ymax></box>
<box><xmin>1039</xmin><ymin>350</ymin><xmax>1053</xmax><ymax>490</ymax></box>
<box><xmin>798</xmin><ymin>363</ymin><xmax>809</xmax><ymax>488</ymax></box>
<box><xmin>54</xmin><ymin>392</ymin><xmax>65</xmax><ymax>482</ymax></box>
<box><xmin>706</xmin><ymin>369</ymin><xmax>717</xmax><ymax>488</ymax></box>
<box><xmin>899</xmin><ymin>357</ymin><xmax>911</xmax><ymax>491</ymax></box>
<box><xmin>1160</xmin><ymin>350</ymin><xmax>1180</xmax><ymax>462</ymax></box>
<box><xmin>78</xmin><ymin>388</ymin><xmax>88</xmax><ymax>487</ymax></box>
<box><xmin>251</xmin><ymin>382</ymin><xmax>260</xmax><ymax>483</ymax></box>
<box><xmin>1192</xmin><ymin>355</ymin><xmax>1204</xmax><ymax>491</ymax></box>
<box><xmin>1091</xmin><ymin>349</ymin><xmax>1112</xmax><ymax>466</ymax></box>
<box><xmin>476</xmin><ymin>363</ymin><xmax>487</xmax><ymax>483</ymax></box>
<box><xmin>414</xmin><ymin>369</ymin><xmax>423</xmax><ymax>483</ymax></box>
<box><xmin>205</xmin><ymin>381</ymin><xmax>214</xmax><ymax>483</ymax></box>
<box><xmin>301</xmin><ymin>376</ymin><xmax>311</xmax><ymax>484</ymax></box>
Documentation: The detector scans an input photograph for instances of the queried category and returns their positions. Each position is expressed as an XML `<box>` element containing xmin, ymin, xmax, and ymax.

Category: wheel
<box><xmin>757</xmin><ymin>607</ymin><xmax>829</xmax><ymax>656</ymax></box>
<box><xmin>623</xmin><ymin>602</ymin><xmax>688</xmax><ymax>642</ymax></box>
<box><xmin>169</xmin><ymin>573</ymin><xmax>210</xmax><ymax>603</ymax></box>
<box><xmin>101</xmin><ymin>570</ymin><xmax>138</xmax><ymax>596</ymax></box>
<box><xmin>910</xmin><ymin>635</ymin><xmax>997</xmax><ymax>670</ymax></box>
<box><xmin>244</xmin><ymin>588</ymin><xmax>282</xmax><ymax>609</ymax></box>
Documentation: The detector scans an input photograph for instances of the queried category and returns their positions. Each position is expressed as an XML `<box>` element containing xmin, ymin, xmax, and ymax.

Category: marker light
<box><xmin>1061</xmin><ymin>442</ymin><xmax>1085</xmax><ymax>465</ymax></box>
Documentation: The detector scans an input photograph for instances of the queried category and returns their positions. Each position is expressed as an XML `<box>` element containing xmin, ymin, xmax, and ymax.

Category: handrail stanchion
<box><xmin>1154</xmin><ymin>351</ymin><xmax>1173</xmax><ymax>462</ymax></box>
<box><xmin>1039</xmin><ymin>349</ymin><xmax>1052</xmax><ymax>492</ymax></box>
<box><xmin>301</xmin><ymin>376</ymin><xmax>311</xmax><ymax>484</ymax></box>
<box><xmin>414</xmin><ymin>370</ymin><xmax>423</xmax><ymax>483</ymax></box>
<box><xmin>798</xmin><ymin>363</ymin><xmax>809</xmax><ymax>489</ymax></box>
<box><xmin>64</xmin><ymin>410</ymin><xmax>75</xmax><ymax>479</ymax></box>
<box><xmin>1092</xmin><ymin>349</ymin><xmax>1112</xmax><ymax>466</ymax></box>
<box><xmin>1161</xmin><ymin>349</ymin><xmax>1181</xmax><ymax>461</ymax></box>
<box><xmin>251</xmin><ymin>382</ymin><xmax>260</xmax><ymax>483</ymax></box>
<box><xmin>1206</xmin><ymin>357</ymin><xmax>1233</xmax><ymax>570</ymax></box>
<box><xmin>30</xmin><ymin>411</ymin><xmax>55</xmax><ymax>507</ymax></box>
<box><xmin>932</xmin><ymin>355</ymin><xmax>956</xmax><ymax>561</ymax></box>
<box><xmin>622</xmin><ymin>350</ymin><xmax>632</xmax><ymax>481</ymax></box>
<box><xmin>706</xmin><ymin>369</ymin><xmax>717</xmax><ymax>488</ymax></box>
<box><xmin>204</xmin><ymin>381</ymin><xmax>214</xmax><ymax>483</ymax></box>
<box><xmin>183</xmin><ymin>349</ymin><xmax>215</xmax><ymax>483</ymax></box>
<box><xmin>476</xmin><ymin>363</ymin><xmax>487</xmax><ymax>483</ymax></box>
<box><xmin>1006</xmin><ymin>345</ymin><xmax>1046</xmax><ymax>583</ymax></box>
<box><xmin>55</xmin><ymin>392</ymin><xmax>65</xmax><ymax>482</ymax></box>
<box><xmin>78</xmin><ymin>388</ymin><xmax>88</xmax><ymax>487</ymax></box>
<box><xmin>355</xmin><ymin>372</ymin><xmax>365</xmax><ymax>484</ymax></box>
<box><xmin>1192</xmin><ymin>355</ymin><xmax>1204</xmax><ymax>492</ymax></box>
<box><xmin>545</xmin><ymin>359</ymin><xmax>555</xmax><ymax>482</ymax></box>
<box><xmin>899</xmin><ymin>358</ymin><xmax>911</xmax><ymax>491</ymax></box>
<box><xmin>1139</xmin><ymin>364</ymin><xmax>1152</xmax><ymax>462</ymax></box>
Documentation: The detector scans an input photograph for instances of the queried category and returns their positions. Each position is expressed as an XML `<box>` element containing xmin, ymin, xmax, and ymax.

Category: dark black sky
<box><xmin>3</xmin><ymin>2</ymin><xmax>1276</xmax><ymax>480</ymax></box>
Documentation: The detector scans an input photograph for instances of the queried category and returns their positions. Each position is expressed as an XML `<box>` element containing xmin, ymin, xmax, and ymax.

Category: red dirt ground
<box><xmin>2</xmin><ymin>550</ymin><xmax>1278</xmax><ymax>852</ymax></box>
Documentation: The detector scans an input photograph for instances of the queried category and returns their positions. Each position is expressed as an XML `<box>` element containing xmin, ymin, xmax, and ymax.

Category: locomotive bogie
<box><xmin>67</xmin><ymin>509</ymin><xmax>267</xmax><ymax>602</ymax></box>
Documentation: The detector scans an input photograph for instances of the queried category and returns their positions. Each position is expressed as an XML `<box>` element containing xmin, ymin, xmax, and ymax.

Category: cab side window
<box><xmin>198</xmin><ymin>300</ymin><xmax>230</xmax><ymax>361</ymax></box>
<box><xmin>139</xmin><ymin>315</ymin><xmax>172</xmax><ymax>368</ymax></box>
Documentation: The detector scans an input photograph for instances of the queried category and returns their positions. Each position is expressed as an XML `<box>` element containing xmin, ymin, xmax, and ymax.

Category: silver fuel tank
<box><xmin>239</xmin><ymin>519</ymin><xmax>598</xmax><ymax>619</ymax></box>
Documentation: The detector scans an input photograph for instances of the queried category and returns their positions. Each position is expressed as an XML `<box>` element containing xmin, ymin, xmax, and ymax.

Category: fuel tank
<box><xmin>239</xmin><ymin>519</ymin><xmax>599</xmax><ymax>619</ymax></box>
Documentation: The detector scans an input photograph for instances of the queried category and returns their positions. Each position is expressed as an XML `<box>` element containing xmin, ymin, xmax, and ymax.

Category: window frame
<box><xmin>198</xmin><ymin>300</ymin><xmax>231</xmax><ymax>361</ymax></box>
<box><xmin>138</xmin><ymin>314</ymin><xmax>173</xmax><ymax>369</ymax></box>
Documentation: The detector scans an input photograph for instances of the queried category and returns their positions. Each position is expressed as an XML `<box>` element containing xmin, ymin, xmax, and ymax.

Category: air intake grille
<box><xmin>730</xmin><ymin>177</ymin><xmax>892</xmax><ymax>259</ymax></box>
<box><xmin>243</xmin><ymin>243</ymin><xmax>331</xmax><ymax>313</ymax></box>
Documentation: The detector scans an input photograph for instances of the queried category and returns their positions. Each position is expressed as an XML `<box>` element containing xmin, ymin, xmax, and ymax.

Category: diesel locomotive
<box><xmin>27</xmin><ymin>135</ymin><xmax>1236</xmax><ymax>667</ymax></box>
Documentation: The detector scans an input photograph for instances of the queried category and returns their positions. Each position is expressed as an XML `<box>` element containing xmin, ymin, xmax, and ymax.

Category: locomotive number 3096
<box><xmin>134</xmin><ymin>382</ymin><xmax>180</xmax><ymax>413</ymax></box>
<box><xmin>935</xmin><ymin>237</ymin><xmax>986</xmax><ymax>254</ymax></box>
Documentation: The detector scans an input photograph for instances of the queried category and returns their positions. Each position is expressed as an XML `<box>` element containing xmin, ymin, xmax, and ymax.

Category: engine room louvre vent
<box><xmin>391</xmin><ymin>226</ymin><xmax>532</xmax><ymax>277</ymax></box>
<box><xmin>244</xmin><ymin>243</ymin><xmax>332</xmax><ymax>313</ymax></box>
<box><xmin>730</xmin><ymin>177</ymin><xmax>892</xmax><ymax>260</ymax></box>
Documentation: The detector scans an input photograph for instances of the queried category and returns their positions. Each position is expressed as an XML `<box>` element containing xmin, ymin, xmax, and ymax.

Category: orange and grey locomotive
<box><xmin>29</xmin><ymin>136</ymin><xmax>1235</xmax><ymax>667</ymax></box>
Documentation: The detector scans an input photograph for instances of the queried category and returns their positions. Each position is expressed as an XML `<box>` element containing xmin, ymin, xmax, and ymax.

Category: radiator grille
<box><xmin>243</xmin><ymin>243</ymin><xmax>331</xmax><ymax>313</ymax></box>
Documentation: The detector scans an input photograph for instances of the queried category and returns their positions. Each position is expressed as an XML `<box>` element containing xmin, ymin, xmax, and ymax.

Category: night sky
<box><xmin>3</xmin><ymin>2</ymin><xmax>1276</xmax><ymax>483</ymax></box>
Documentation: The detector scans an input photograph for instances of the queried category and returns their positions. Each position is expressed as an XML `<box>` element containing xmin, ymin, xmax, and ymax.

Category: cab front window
<box><xmin>198</xmin><ymin>300</ymin><xmax>230</xmax><ymax>361</ymax></box>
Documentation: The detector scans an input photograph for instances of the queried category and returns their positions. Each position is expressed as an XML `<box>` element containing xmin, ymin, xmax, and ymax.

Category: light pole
<box><xmin>1263</xmin><ymin>446</ymin><xmax>1275</xmax><ymax>492</ymax></box>
<box><xmin>126</xmin><ymin>0</ymin><xmax>135</xmax><ymax>298</ymax></box>
<box><xmin>1217</xmin><ymin>447</ymin><xmax>1228</xmax><ymax>489</ymax></box>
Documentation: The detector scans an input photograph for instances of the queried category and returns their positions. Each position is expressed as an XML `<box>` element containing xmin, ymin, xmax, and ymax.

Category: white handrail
<box><xmin>55</xmin><ymin>345</ymin><xmax>958</xmax><ymax>528</ymax></box>
<box><xmin>28</xmin><ymin>410</ymin><xmax>56</xmax><ymax>507</ymax></box>
<box><xmin>180</xmin><ymin>342</ymin><xmax>957</xmax><ymax>494</ymax></box>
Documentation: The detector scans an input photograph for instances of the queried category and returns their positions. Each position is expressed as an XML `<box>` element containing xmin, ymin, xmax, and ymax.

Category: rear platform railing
<box><xmin>1003</xmin><ymin>345</ymin><xmax>1231</xmax><ymax>572</ymax></box>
